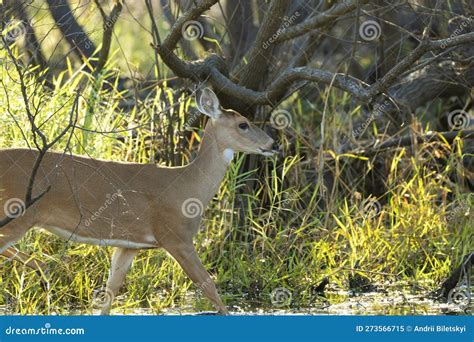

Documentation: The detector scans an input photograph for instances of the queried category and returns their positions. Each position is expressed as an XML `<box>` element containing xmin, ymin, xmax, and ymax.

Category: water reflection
<box><xmin>0</xmin><ymin>283</ymin><xmax>471</xmax><ymax>315</ymax></box>
<box><xmin>114</xmin><ymin>283</ymin><xmax>473</xmax><ymax>316</ymax></box>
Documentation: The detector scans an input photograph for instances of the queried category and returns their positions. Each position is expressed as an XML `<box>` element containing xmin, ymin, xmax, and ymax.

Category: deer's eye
<box><xmin>238</xmin><ymin>122</ymin><xmax>249</xmax><ymax>130</ymax></box>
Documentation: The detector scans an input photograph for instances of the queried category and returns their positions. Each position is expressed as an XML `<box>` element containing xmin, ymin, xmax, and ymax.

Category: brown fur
<box><xmin>0</xmin><ymin>92</ymin><xmax>275</xmax><ymax>314</ymax></box>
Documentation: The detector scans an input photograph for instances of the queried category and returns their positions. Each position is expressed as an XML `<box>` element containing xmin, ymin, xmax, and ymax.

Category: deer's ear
<box><xmin>196</xmin><ymin>88</ymin><xmax>221</xmax><ymax>119</ymax></box>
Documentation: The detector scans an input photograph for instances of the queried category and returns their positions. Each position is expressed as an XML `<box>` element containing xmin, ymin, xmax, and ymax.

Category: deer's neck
<box><xmin>187</xmin><ymin>121</ymin><xmax>231</xmax><ymax>206</ymax></box>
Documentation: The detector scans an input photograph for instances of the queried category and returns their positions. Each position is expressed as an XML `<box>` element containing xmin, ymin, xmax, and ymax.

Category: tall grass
<box><xmin>0</xmin><ymin>40</ymin><xmax>472</xmax><ymax>315</ymax></box>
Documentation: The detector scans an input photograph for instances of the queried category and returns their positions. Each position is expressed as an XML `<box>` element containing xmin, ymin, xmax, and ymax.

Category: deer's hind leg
<box><xmin>100</xmin><ymin>247</ymin><xmax>139</xmax><ymax>315</ymax></box>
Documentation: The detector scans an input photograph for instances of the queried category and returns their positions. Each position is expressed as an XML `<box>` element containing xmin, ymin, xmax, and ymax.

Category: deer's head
<box><xmin>196</xmin><ymin>88</ymin><xmax>278</xmax><ymax>158</ymax></box>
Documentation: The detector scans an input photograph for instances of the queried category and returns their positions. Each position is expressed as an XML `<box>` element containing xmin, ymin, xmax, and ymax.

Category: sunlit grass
<box><xmin>0</xmin><ymin>42</ymin><xmax>472</xmax><ymax>315</ymax></box>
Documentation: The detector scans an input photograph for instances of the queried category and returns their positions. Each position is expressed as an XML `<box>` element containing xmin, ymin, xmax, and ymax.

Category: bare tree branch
<box><xmin>45</xmin><ymin>0</ymin><xmax>97</xmax><ymax>68</ymax></box>
<box><xmin>276</xmin><ymin>0</ymin><xmax>370</xmax><ymax>42</ymax></box>
<box><xmin>151</xmin><ymin>0</ymin><xmax>474</xmax><ymax>115</ymax></box>
<box><xmin>0</xmin><ymin>36</ymin><xmax>80</xmax><ymax>228</ymax></box>
<box><xmin>366</xmin><ymin>32</ymin><xmax>474</xmax><ymax>99</ymax></box>
<box><xmin>93</xmin><ymin>0</ymin><xmax>123</xmax><ymax>74</ymax></box>
<box><xmin>161</xmin><ymin>0</ymin><xmax>218</xmax><ymax>51</ymax></box>
<box><xmin>233</xmin><ymin>0</ymin><xmax>289</xmax><ymax>91</ymax></box>
<box><xmin>353</xmin><ymin>130</ymin><xmax>474</xmax><ymax>155</ymax></box>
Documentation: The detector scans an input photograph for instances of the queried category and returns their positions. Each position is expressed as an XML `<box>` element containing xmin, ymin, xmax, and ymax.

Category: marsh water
<box><xmin>103</xmin><ymin>283</ymin><xmax>473</xmax><ymax>316</ymax></box>
<box><xmin>1</xmin><ymin>282</ymin><xmax>471</xmax><ymax>316</ymax></box>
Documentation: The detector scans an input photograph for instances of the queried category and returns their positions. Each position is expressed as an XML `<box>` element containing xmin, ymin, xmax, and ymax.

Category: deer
<box><xmin>0</xmin><ymin>88</ymin><xmax>278</xmax><ymax>315</ymax></box>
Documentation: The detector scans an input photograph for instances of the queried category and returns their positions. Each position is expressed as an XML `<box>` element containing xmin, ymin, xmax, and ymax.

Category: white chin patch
<box><xmin>223</xmin><ymin>148</ymin><xmax>234</xmax><ymax>164</ymax></box>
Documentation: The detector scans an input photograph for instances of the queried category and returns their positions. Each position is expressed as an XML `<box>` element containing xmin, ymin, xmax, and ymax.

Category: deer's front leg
<box><xmin>100</xmin><ymin>247</ymin><xmax>139</xmax><ymax>315</ymax></box>
<box><xmin>166</xmin><ymin>243</ymin><xmax>228</xmax><ymax>315</ymax></box>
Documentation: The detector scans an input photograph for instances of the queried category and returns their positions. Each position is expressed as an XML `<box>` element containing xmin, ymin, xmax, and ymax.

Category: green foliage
<box><xmin>0</xmin><ymin>45</ymin><xmax>472</xmax><ymax>315</ymax></box>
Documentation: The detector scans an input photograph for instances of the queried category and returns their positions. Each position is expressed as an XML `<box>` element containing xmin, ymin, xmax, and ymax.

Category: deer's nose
<box><xmin>271</xmin><ymin>141</ymin><xmax>280</xmax><ymax>152</ymax></box>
